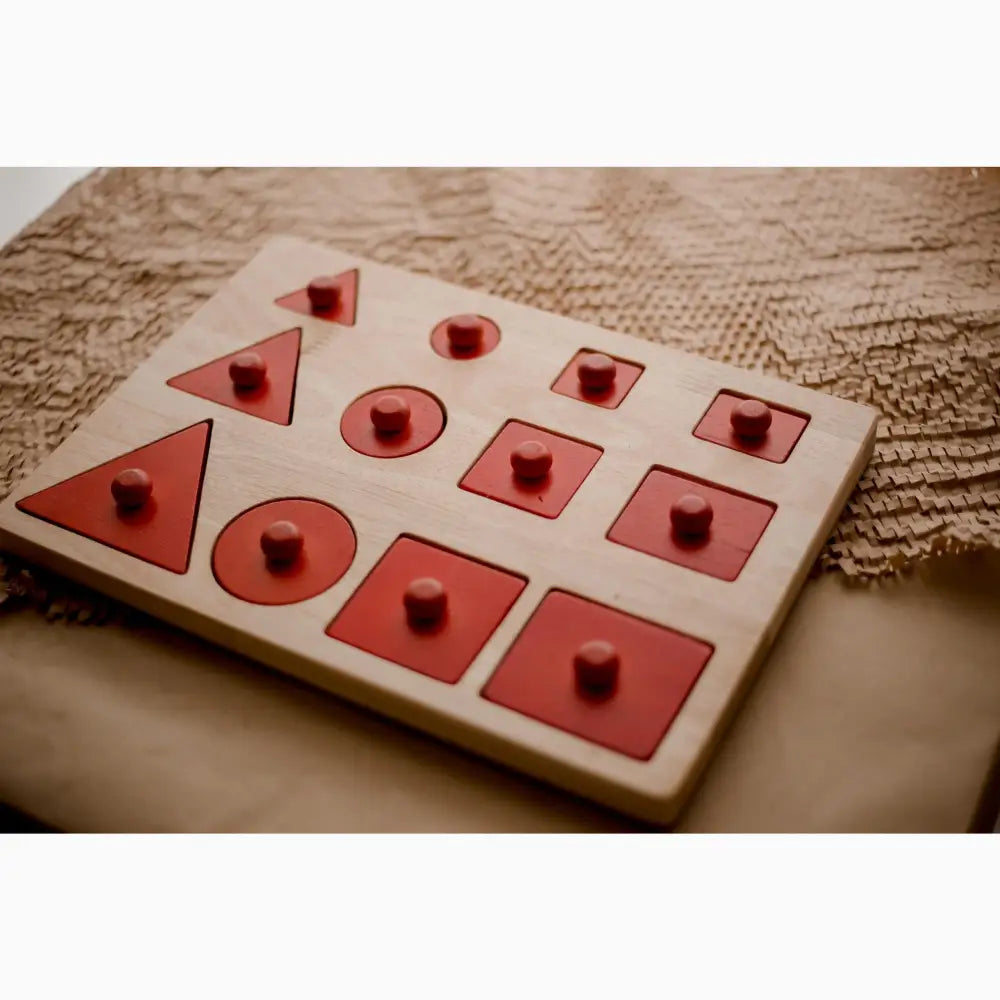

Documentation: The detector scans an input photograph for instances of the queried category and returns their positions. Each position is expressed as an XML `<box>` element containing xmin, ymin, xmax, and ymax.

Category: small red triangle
<box><xmin>274</xmin><ymin>269</ymin><xmax>359</xmax><ymax>326</ymax></box>
<box><xmin>16</xmin><ymin>421</ymin><xmax>212</xmax><ymax>574</ymax></box>
<box><xmin>166</xmin><ymin>328</ymin><xmax>302</xmax><ymax>425</ymax></box>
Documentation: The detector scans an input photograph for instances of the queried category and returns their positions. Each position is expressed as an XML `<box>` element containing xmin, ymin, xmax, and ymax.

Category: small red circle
<box><xmin>260</xmin><ymin>520</ymin><xmax>304</xmax><ymax>564</ymax></box>
<box><xmin>370</xmin><ymin>394</ymin><xmax>412</xmax><ymax>434</ymax></box>
<box><xmin>430</xmin><ymin>315</ymin><xmax>501</xmax><ymax>359</ymax></box>
<box><xmin>510</xmin><ymin>440</ymin><xmax>553</xmax><ymax>480</ymax></box>
<box><xmin>229</xmin><ymin>351</ymin><xmax>268</xmax><ymax>390</ymax></box>
<box><xmin>403</xmin><ymin>577</ymin><xmax>447</xmax><ymax>624</ymax></box>
<box><xmin>341</xmin><ymin>386</ymin><xmax>446</xmax><ymax>459</ymax></box>
<box><xmin>573</xmin><ymin>640</ymin><xmax>620</xmax><ymax>693</ymax></box>
<box><xmin>307</xmin><ymin>276</ymin><xmax>340</xmax><ymax>311</ymax></box>
<box><xmin>111</xmin><ymin>468</ymin><xmax>153</xmax><ymax>509</ymax></box>
<box><xmin>213</xmin><ymin>498</ymin><xmax>356</xmax><ymax>606</ymax></box>
<box><xmin>577</xmin><ymin>353</ymin><xmax>617</xmax><ymax>391</ymax></box>
<box><xmin>446</xmin><ymin>315</ymin><xmax>484</xmax><ymax>350</ymax></box>
<box><xmin>730</xmin><ymin>398</ymin><xmax>772</xmax><ymax>438</ymax></box>
<box><xmin>670</xmin><ymin>493</ymin><xmax>714</xmax><ymax>536</ymax></box>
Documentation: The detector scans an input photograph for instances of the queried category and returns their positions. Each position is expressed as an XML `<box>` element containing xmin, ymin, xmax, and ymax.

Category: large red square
<box><xmin>550</xmin><ymin>349</ymin><xmax>644</xmax><ymax>409</ymax></box>
<box><xmin>607</xmin><ymin>467</ymin><xmax>776</xmax><ymax>581</ymax></box>
<box><xmin>482</xmin><ymin>590</ymin><xmax>713</xmax><ymax>760</ymax></box>
<box><xmin>693</xmin><ymin>391</ymin><xmax>809</xmax><ymax>463</ymax></box>
<box><xmin>326</xmin><ymin>536</ymin><xmax>527</xmax><ymax>684</ymax></box>
<box><xmin>459</xmin><ymin>420</ymin><xmax>602</xmax><ymax>519</ymax></box>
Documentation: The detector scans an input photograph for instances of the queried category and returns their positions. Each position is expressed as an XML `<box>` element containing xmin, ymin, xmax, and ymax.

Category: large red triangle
<box><xmin>16</xmin><ymin>421</ymin><xmax>212</xmax><ymax>574</ymax></box>
<box><xmin>166</xmin><ymin>328</ymin><xmax>302</xmax><ymax>425</ymax></box>
<box><xmin>274</xmin><ymin>269</ymin><xmax>359</xmax><ymax>326</ymax></box>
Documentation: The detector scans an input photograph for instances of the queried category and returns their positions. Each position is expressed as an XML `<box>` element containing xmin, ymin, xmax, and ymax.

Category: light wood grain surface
<box><xmin>0</xmin><ymin>236</ymin><xmax>878</xmax><ymax>824</ymax></box>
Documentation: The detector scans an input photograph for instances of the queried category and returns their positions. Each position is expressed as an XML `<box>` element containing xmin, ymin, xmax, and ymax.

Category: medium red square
<box><xmin>459</xmin><ymin>420</ymin><xmax>602</xmax><ymax>519</ymax></box>
<box><xmin>607</xmin><ymin>467</ymin><xmax>776</xmax><ymax>581</ymax></box>
<box><xmin>482</xmin><ymin>590</ymin><xmax>713</xmax><ymax>760</ymax></box>
<box><xmin>693</xmin><ymin>391</ymin><xmax>809</xmax><ymax>463</ymax></box>
<box><xmin>550</xmin><ymin>350</ymin><xmax>644</xmax><ymax>409</ymax></box>
<box><xmin>326</xmin><ymin>536</ymin><xmax>527</xmax><ymax>684</ymax></box>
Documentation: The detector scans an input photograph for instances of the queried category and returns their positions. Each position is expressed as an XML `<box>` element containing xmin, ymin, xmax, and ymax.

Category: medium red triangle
<box><xmin>166</xmin><ymin>328</ymin><xmax>302</xmax><ymax>425</ymax></box>
<box><xmin>16</xmin><ymin>421</ymin><xmax>213</xmax><ymax>574</ymax></box>
<box><xmin>274</xmin><ymin>269</ymin><xmax>359</xmax><ymax>326</ymax></box>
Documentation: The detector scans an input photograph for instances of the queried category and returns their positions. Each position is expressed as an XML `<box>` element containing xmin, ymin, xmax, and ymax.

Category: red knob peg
<box><xmin>730</xmin><ymin>398</ymin><xmax>772</xmax><ymax>438</ymax></box>
<box><xmin>229</xmin><ymin>351</ymin><xmax>268</xmax><ymax>390</ymax></box>
<box><xmin>111</xmin><ymin>468</ymin><xmax>153</xmax><ymax>509</ymax></box>
<box><xmin>510</xmin><ymin>441</ymin><xmax>553</xmax><ymax>480</ymax></box>
<box><xmin>260</xmin><ymin>520</ymin><xmax>304</xmax><ymax>564</ymax></box>
<box><xmin>307</xmin><ymin>276</ymin><xmax>341</xmax><ymax>312</ymax></box>
<box><xmin>577</xmin><ymin>353</ymin><xmax>617</xmax><ymax>391</ymax></box>
<box><xmin>574</xmin><ymin>640</ymin><xmax>620</xmax><ymax>694</ymax></box>
<box><xmin>403</xmin><ymin>577</ymin><xmax>447</xmax><ymax>624</ymax></box>
<box><xmin>370</xmin><ymin>394</ymin><xmax>411</xmax><ymax>434</ymax></box>
<box><xmin>670</xmin><ymin>494</ymin><xmax>714</xmax><ymax>537</ymax></box>
<box><xmin>446</xmin><ymin>315</ymin><xmax>483</xmax><ymax>350</ymax></box>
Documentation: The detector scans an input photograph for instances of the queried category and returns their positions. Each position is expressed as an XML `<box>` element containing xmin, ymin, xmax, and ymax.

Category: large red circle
<box><xmin>212</xmin><ymin>498</ymin><xmax>356</xmax><ymax>606</ymax></box>
<box><xmin>430</xmin><ymin>314</ymin><xmax>501</xmax><ymax>360</ymax></box>
<box><xmin>340</xmin><ymin>385</ymin><xmax>446</xmax><ymax>458</ymax></box>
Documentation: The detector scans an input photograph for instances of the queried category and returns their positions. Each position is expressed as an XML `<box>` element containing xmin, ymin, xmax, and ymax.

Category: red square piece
<box><xmin>608</xmin><ymin>467</ymin><xmax>776</xmax><ymax>581</ymax></box>
<box><xmin>326</xmin><ymin>536</ymin><xmax>527</xmax><ymax>684</ymax></box>
<box><xmin>550</xmin><ymin>349</ymin><xmax>644</xmax><ymax>409</ymax></box>
<box><xmin>483</xmin><ymin>590</ymin><xmax>712</xmax><ymax>760</ymax></box>
<box><xmin>693</xmin><ymin>391</ymin><xmax>809</xmax><ymax>463</ymax></box>
<box><xmin>460</xmin><ymin>420</ymin><xmax>602</xmax><ymax>519</ymax></box>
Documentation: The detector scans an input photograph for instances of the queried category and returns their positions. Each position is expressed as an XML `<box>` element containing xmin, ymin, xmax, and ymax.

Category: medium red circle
<box><xmin>370</xmin><ymin>394</ymin><xmax>412</xmax><ymax>434</ymax></box>
<box><xmin>670</xmin><ymin>493</ymin><xmax>714</xmax><ymax>536</ymax></box>
<box><xmin>111</xmin><ymin>468</ymin><xmax>153</xmax><ymax>509</ymax></box>
<box><xmin>577</xmin><ymin>353</ymin><xmax>617</xmax><ymax>390</ymax></box>
<box><xmin>229</xmin><ymin>351</ymin><xmax>268</xmax><ymax>390</ymax></box>
<box><xmin>510</xmin><ymin>440</ymin><xmax>553</xmax><ymax>480</ymax></box>
<box><xmin>730</xmin><ymin>398</ymin><xmax>772</xmax><ymax>438</ymax></box>
<box><xmin>573</xmin><ymin>640</ymin><xmax>621</xmax><ymax>693</ymax></box>
<box><xmin>260</xmin><ymin>520</ymin><xmax>304</xmax><ymax>564</ymax></box>
<box><xmin>403</xmin><ymin>577</ymin><xmax>448</xmax><ymax>624</ymax></box>
<box><xmin>341</xmin><ymin>386</ymin><xmax>446</xmax><ymax>458</ymax></box>
<box><xmin>430</xmin><ymin>314</ymin><xmax>501</xmax><ymax>360</ymax></box>
<box><xmin>213</xmin><ymin>498</ymin><xmax>356</xmax><ymax>606</ymax></box>
<box><xmin>307</xmin><ymin>276</ymin><xmax>340</xmax><ymax>311</ymax></box>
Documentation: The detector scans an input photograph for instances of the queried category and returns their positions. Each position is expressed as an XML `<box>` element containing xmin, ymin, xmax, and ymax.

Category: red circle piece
<box><xmin>669</xmin><ymin>493</ymin><xmax>714</xmax><ymax>537</ymax></box>
<box><xmin>430</xmin><ymin>314</ymin><xmax>501</xmax><ymax>360</ymax></box>
<box><xmin>730</xmin><ymin>398</ymin><xmax>773</xmax><ymax>439</ymax></box>
<box><xmin>111</xmin><ymin>468</ymin><xmax>153</xmax><ymax>509</ymax></box>
<box><xmin>341</xmin><ymin>386</ymin><xmax>446</xmax><ymax>458</ymax></box>
<box><xmin>212</xmin><ymin>498</ymin><xmax>356</xmax><ymax>606</ymax></box>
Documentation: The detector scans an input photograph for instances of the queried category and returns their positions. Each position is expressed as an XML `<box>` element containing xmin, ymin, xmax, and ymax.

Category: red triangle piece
<box><xmin>16</xmin><ymin>421</ymin><xmax>213</xmax><ymax>574</ymax></box>
<box><xmin>274</xmin><ymin>269</ymin><xmax>359</xmax><ymax>326</ymax></box>
<box><xmin>166</xmin><ymin>328</ymin><xmax>302</xmax><ymax>425</ymax></box>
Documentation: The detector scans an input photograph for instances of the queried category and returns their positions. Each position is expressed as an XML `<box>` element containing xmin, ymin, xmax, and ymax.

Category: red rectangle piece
<box><xmin>482</xmin><ymin>590</ymin><xmax>713</xmax><ymax>760</ymax></box>
<box><xmin>607</xmin><ymin>467</ymin><xmax>776</xmax><ymax>581</ymax></box>
<box><xmin>550</xmin><ymin>349</ymin><xmax>644</xmax><ymax>409</ymax></box>
<box><xmin>693</xmin><ymin>391</ymin><xmax>809</xmax><ymax>463</ymax></box>
<box><xmin>459</xmin><ymin>420</ymin><xmax>602</xmax><ymax>519</ymax></box>
<box><xmin>326</xmin><ymin>536</ymin><xmax>527</xmax><ymax>684</ymax></box>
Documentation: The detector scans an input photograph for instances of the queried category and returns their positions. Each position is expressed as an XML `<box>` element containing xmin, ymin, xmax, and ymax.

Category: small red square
<box><xmin>607</xmin><ymin>467</ymin><xmax>776</xmax><ymax>581</ymax></box>
<box><xmin>326</xmin><ymin>536</ymin><xmax>527</xmax><ymax>684</ymax></box>
<box><xmin>482</xmin><ymin>590</ymin><xmax>713</xmax><ymax>760</ymax></box>
<box><xmin>693</xmin><ymin>391</ymin><xmax>809</xmax><ymax>463</ymax></box>
<box><xmin>459</xmin><ymin>420</ymin><xmax>602</xmax><ymax>519</ymax></box>
<box><xmin>550</xmin><ymin>350</ymin><xmax>644</xmax><ymax>409</ymax></box>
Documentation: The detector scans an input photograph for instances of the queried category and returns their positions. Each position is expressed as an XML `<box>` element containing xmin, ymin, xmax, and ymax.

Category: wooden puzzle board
<box><xmin>0</xmin><ymin>236</ymin><xmax>878</xmax><ymax>824</ymax></box>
